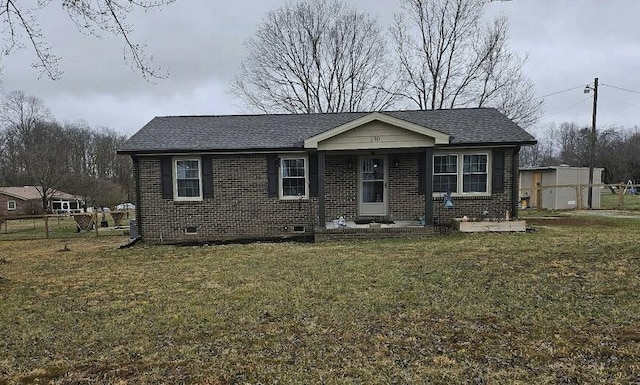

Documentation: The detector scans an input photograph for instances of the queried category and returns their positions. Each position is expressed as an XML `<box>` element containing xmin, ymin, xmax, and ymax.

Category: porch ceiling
<box><xmin>304</xmin><ymin>112</ymin><xmax>450</xmax><ymax>151</ymax></box>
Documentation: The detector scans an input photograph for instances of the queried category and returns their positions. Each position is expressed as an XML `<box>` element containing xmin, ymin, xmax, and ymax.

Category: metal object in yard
<box><xmin>129</xmin><ymin>220</ymin><xmax>138</xmax><ymax>240</ymax></box>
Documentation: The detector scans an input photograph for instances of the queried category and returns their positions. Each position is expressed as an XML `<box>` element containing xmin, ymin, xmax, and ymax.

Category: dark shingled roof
<box><xmin>118</xmin><ymin>108</ymin><xmax>535</xmax><ymax>154</ymax></box>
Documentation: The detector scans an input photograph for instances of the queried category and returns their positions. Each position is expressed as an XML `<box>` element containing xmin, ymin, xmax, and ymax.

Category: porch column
<box><xmin>424</xmin><ymin>148</ymin><xmax>434</xmax><ymax>226</ymax></box>
<box><xmin>511</xmin><ymin>146</ymin><xmax>520</xmax><ymax>218</ymax></box>
<box><xmin>317</xmin><ymin>151</ymin><xmax>326</xmax><ymax>227</ymax></box>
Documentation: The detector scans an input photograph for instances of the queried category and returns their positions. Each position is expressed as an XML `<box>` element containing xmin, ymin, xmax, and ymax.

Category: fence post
<box><xmin>576</xmin><ymin>184</ymin><xmax>582</xmax><ymax>210</ymax></box>
<box><xmin>94</xmin><ymin>212</ymin><xmax>99</xmax><ymax>237</ymax></box>
<box><xmin>618</xmin><ymin>182</ymin><xmax>624</xmax><ymax>209</ymax></box>
<box><xmin>536</xmin><ymin>182</ymin><xmax>542</xmax><ymax>211</ymax></box>
<box><xmin>44</xmin><ymin>214</ymin><xmax>50</xmax><ymax>239</ymax></box>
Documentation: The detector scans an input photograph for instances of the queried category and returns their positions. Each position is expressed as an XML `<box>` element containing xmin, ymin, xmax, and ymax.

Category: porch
<box><xmin>305</xmin><ymin>112</ymin><xmax>447</xmax><ymax>229</ymax></box>
<box><xmin>314</xmin><ymin>220</ymin><xmax>440</xmax><ymax>242</ymax></box>
<box><xmin>299</xmin><ymin>111</ymin><xmax>520</xmax><ymax>240</ymax></box>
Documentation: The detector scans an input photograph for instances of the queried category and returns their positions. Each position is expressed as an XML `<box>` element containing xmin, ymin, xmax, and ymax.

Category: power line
<box><xmin>601</xmin><ymin>83</ymin><xmax>640</xmax><ymax>95</ymax></box>
<box><xmin>540</xmin><ymin>97</ymin><xmax>591</xmax><ymax>121</ymax></box>
<box><xmin>537</xmin><ymin>84</ymin><xmax>585</xmax><ymax>99</ymax></box>
<box><xmin>599</xmin><ymin>95</ymin><xmax>640</xmax><ymax>109</ymax></box>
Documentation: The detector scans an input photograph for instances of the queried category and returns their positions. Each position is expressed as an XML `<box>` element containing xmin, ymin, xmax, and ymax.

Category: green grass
<box><xmin>600</xmin><ymin>190</ymin><xmax>640</xmax><ymax>210</ymax></box>
<box><xmin>1</xmin><ymin>218</ymin><xmax>639</xmax><ymax>384</ymax></box>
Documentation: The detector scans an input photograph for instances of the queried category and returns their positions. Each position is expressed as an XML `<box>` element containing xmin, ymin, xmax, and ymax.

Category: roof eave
<box><xmin>117</xmin><ymin>146</ymin><xmax>308</xmax><ymax>156</ymax></box>
<box><xmin>445</xmin><ymin>139</ymin><xmax>537</xmax><ymax>147</ymax></box>
<box><xmin>0</xmin><ymin>191</ymin><xmax>30</xmax><ymax>200</ymax></box>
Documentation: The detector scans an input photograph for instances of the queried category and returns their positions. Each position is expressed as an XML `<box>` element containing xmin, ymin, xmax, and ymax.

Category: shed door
<box><xmin>532</xmin><ymin>172</ymin><xmax>542</xmax><ymax>208</ymax></box>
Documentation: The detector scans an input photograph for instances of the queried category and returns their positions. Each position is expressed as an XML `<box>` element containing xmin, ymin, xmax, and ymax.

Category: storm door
<box><xmin>359</xmin><ymin>156</ymin><xmax>387</xmax><ymax>216</ymax></box>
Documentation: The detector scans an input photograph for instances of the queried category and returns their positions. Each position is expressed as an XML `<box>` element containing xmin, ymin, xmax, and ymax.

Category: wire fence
<box><xmin>0</xmin><ymin>211</ymin><xmax>135</xmax><ymax>241</ymax></box>
<box><xmin>2</xmin><ymin>186</ymin><xmax>638</xmax><ymax>241</ymax></box>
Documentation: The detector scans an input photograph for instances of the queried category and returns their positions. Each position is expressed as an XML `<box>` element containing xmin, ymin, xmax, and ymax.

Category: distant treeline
<box><xmin>521</xmin><ymin>122</ymin><xmax>640</xmax><ymax>184</ymax></box>
<box><xmin>0</xmin><ymin>90</ymin><xmax>132</xmax><ymax>211</ymax></box>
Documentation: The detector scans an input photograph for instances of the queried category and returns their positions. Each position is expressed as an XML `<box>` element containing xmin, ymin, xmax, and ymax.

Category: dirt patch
<box><xmin>568</xmin><ymin>209</ymin><xmax>640</xmax><ymax>218</ymax></box>
<box><xmin>527</xmin><ymin>216</ymin><xmax>624</xmax><ymax>227</ymax></box>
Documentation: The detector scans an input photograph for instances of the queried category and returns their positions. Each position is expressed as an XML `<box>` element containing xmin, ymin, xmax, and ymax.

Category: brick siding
<box><xmin>138</xmin><ymin>155</ymin><xmax>317</xmax><ymax>243</ymax></box>
<box><xmin>136</xmin><ymin>149</ymin><xmax>517</xmax><ymax>243</ymax></box>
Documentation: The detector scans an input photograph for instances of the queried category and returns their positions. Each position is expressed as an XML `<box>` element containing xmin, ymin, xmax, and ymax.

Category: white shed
<box><xmin>519</xmin><ymin>165</ymin><xmax>604</xmax><ymax>210</ymax></box>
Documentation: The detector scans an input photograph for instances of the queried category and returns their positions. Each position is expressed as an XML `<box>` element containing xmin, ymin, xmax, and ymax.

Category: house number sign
<box><xmin>370</xmin><ymin>135</ymin><xmax>382</xmax><ymax>142</ymax></box>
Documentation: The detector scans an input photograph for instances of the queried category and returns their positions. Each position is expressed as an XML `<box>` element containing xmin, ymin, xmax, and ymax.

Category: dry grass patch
<box><xmin>1</xmin><ymin>222</ymin><xmax>639</xmax><ymax>384</ymax></box>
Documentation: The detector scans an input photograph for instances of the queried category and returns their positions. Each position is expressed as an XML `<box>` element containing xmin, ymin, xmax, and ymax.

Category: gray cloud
<box><xmin>2</xmin><ymin>0</ymin><xmax>639</xmax><ymax>135</ymax></box>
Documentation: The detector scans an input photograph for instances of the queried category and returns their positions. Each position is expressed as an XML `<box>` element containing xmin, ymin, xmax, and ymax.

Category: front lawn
<box><xmin>1</xmin><ymin>217</ymin><xmax>639</xmax><ymax>384</ymax></box>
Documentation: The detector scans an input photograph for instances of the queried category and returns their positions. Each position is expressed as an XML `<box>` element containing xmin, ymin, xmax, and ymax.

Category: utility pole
<box><xmin>586</xmin><ymin>77</ymin><xmax>598</xmax><ymax>209</ymax></box>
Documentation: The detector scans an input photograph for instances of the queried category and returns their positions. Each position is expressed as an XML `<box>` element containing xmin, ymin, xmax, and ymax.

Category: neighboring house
<box><xmin>118</xmin><ymin>108</ymin><xmax>536</xmax><ymax>243</ymax></box>
<box><xmin>0</xmin><ymin>186</ymin><xmax>84</xmax><ymax>217</ymax></box>
<box><xmin>520</xmin><ymin>166</ymin><xmax>604</xmax><ymax>210</ymax></box>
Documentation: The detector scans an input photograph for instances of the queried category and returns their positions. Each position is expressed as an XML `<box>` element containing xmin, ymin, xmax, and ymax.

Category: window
<box><xmin>433</xmin><ymin>152</ymin><xmax>489</xmax><ymax>195</ymax></box>
<box><xmin>463</xmin><ymin>154</ymin><xmax>488</xmax><ymax>193</ymax></box>
<box><xmin>7</xmin><ymin>200</ymin><xmax>16</xmax><ymax>211</ymax></box>
<box><xmin>280</xmin><ymin>156</ymin><xmax>308</xmax><ymax>199</ymax></box>
<box><xmin>433</xmin><ymin>155</ymin><xmax>458</xmax><ymax>193</ymax></box>
<box><xmin>174</xmin><ymin>158</ymin><xmax>202</xmax><ymax>201</ymax></box>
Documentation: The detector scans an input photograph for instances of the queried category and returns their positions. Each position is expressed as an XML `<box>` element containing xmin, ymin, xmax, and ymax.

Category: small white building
<box><xmin>519</xmin><ymin>165</ymin><xmax>604</xmax><ymax>210</ymax></box>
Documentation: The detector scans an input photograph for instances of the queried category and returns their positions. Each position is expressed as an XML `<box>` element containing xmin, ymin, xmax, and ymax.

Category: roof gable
<box><xmin>304</xmin><ymin>112</ymin><xmax>449</xmax><ymax>150</ymax></box>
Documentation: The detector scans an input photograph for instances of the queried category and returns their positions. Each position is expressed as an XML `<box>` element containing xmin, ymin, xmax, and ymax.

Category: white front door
<box><xmin>359</xmin><ymin>156</ymin><xmax>387</xmax><ymax>216</ymax></box>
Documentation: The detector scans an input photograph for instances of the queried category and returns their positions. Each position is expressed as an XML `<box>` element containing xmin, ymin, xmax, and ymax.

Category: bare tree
<box><xmin>391</xmin><ymin>0</ymin><xmax>542</xmax><ymax>127</ymax></box>
<box><xmin>0</xmin><ymin>90</ymin><xmax>51</xmax><ymax>130</ymax></box>
<box><xmin>523</xmin><ymin>120</ymin><xmax>640</xmax><ymax>185</ymax></box>
<box><xmin>0</xmin><ymin>0</ymin><xmax>174</xmax><ymax>80</ymax></box>
<box><xmin>0</xmin><ymin>90</ymin><xmax>134</xmax><ymax>209</ymax></box>
<box><xmin>0</xmin><ymin>90</ymin><xmax>51</xmax><ymax>184</ymax></box>
<box><xmin>60</xmin><ymin>125</ymin><xmax>133</xmax><ymax>208</ymax></box>
<box><xmin>232</xmin><ymin>0</ymin><xmax>396</xmax><ymax>113</ymax></box>
<box><xmin>596</xmin><ymin>127</ymin><xmax>626</xmax><ymax>184</ymax></box>
<box><xmin>622</xmin><ymin>130</ymin><xmax>640</xmax><ymax>182</ymax></box>
<box><xmin>16</xmin><ymin>120</ymin><xmax>74</xmax><ymax>211</ymax></box>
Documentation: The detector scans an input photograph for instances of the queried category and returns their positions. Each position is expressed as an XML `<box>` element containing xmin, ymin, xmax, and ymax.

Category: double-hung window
<box><xmin>433</xmin><ymin>155</ymin><xmax>458</xmax><ymax>193</ymax></box>
<box><xmin>280</xmin><ymin>156</ymin><xmax>308</xmax><ymax>199</ymax></box>
<box><xmin>463</xmin><ymin>154</ymin><xmax>488</xmax><ymax>193</ymax></box>
<box><xmin>7</xmin><ymin>200</ymin><xmax>16</xmax><ymax>211</ymax></box>
<box><xmin>433</xmin><ymin>152</ymin><xmax>489</xmax><ymax>195</ymax></box>
<box><xmin>174</xmin><ymin>158</ymin><xmax>202</xmax><ymax>201</ymax></box>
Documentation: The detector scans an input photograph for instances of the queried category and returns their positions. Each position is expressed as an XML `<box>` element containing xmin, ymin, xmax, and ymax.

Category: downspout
<box><xmin>132</xmin><ymin>155</ymin><xmax>143</xmax><ymax>239</ymax></box>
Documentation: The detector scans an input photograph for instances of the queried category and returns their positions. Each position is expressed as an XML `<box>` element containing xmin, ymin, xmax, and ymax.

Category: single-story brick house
<box><xmin>118</xmin><ymin>108</ymin><xmax>535</xmax><ymax>243</ymax></box>
<box><xmin>0</xmin><ymin>186</ymin><xmax>83</xmax><ymax>217</ymax></box>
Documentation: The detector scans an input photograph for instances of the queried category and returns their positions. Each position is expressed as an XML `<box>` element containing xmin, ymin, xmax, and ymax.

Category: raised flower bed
<box><xmin>452</xmin><ymin>218</ymin><xmax>526</xmax><ymax>233</ymax></box>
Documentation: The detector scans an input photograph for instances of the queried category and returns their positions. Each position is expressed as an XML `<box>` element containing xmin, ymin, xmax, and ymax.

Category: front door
<box><xmin>359</xmin><ymin>156</ymin><xmax>387</xmax><ymax>216</ymax></box>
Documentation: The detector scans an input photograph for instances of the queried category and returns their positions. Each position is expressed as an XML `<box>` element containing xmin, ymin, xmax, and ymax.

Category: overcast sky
<box><xmin>2</xmin><ymin>0</ymin><xmax>639</xmax><ymax>137</ymax></box>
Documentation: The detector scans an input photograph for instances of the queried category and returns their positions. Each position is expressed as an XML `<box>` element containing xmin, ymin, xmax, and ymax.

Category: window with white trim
<box><xmin>280</xmin><ymin>156</ymin><xmax>308</xmax><ymax>199</ymax></box>
<box><xmin>174</xmin><ymin>158</ymin><xmax>202</xmax><ymax>201</ymax></box>
<box><xmin>7</xmin><ymin>200</ymin><xmax>16</xmax><ymax>211</ymax></box>
<box><xmin>433</xmin><ymin>152</ymin><xmax>489</xmax><ymax>194</ymax></box>
<box><xmin>433</xmin><ymin>155</ymin><xmax>458</xmax><ymax>193</ymax></box>
<box><xmin>463</xmin><ymin>154</ymin><xmax>488</xmax><ymax>193</ymax></box>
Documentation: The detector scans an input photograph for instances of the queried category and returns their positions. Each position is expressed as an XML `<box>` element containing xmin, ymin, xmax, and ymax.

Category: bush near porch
<box><xmin>1</xmin><ymin>216</ymin><xmax>639</xmax><ymax>384</ymax></box>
